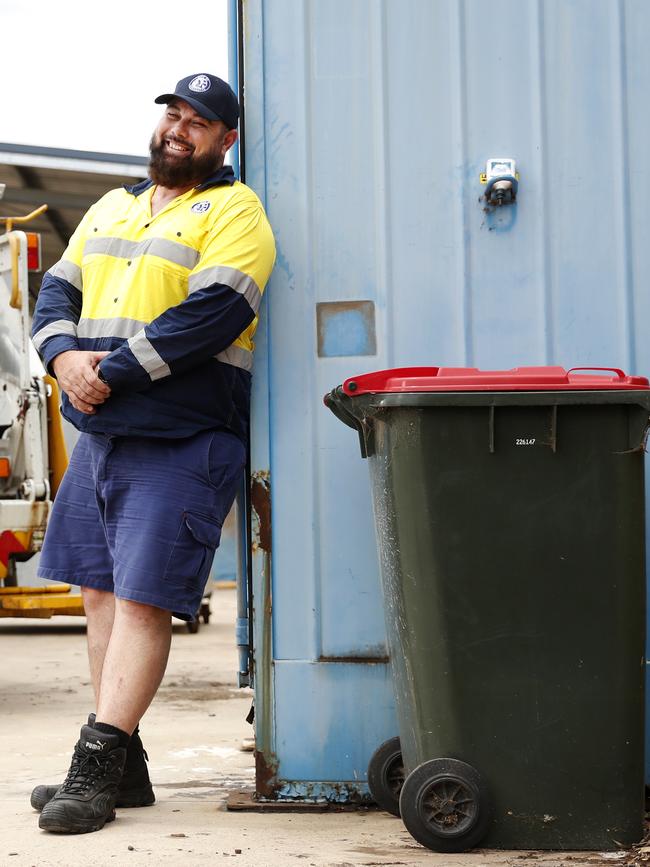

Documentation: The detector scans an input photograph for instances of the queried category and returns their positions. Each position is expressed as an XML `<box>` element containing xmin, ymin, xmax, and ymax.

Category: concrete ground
<box><xmin>0</xmin><ymin>588</ymin><xmax>638</xmax><ymax>867</ymax></box>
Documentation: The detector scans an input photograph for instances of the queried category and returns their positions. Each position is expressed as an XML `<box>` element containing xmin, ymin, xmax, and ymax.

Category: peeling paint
<box><xmin>250</xmin><ymin>470</ymin><xmax>271</xmax><ymax>553</ymax></box>
<box><xmin>272</xmin><ymin>780</ymin><xmax>373</xmax><ymax>805</ymax></box>
<box><xmin>254</xmin><ymin>746</ymin><xmax>279</xmax><ymax>799</ymax></box>
<box><xmin>250</xmin><ymin>469</ymin><xmax>276</xmax><ymax>796</ymax></box>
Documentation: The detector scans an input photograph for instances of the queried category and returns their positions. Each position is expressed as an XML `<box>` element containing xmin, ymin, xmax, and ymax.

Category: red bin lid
<box><xmin>342</xmin><ymin>366</ymin><xmax>650</xmax><ymax>396</ymax></box>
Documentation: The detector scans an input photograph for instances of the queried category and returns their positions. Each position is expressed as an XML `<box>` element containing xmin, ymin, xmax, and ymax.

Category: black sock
<box><xmin>93</xmin><ymin>720</ymin><xmax>131</xmax><ymax>749</ymax></box>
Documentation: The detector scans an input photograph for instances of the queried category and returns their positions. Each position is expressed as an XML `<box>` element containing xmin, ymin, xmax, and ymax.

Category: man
<box><xmin>29</xmin><ymin>73</ymin><xmax>275</xmax><ymax>834</ymax></box>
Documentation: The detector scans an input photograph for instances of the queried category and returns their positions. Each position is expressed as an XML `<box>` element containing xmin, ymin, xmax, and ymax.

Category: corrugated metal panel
<box><xmin>243</xmin><ymin>0</ymin><xmax>650</xmax><ymax>797</ymax></box>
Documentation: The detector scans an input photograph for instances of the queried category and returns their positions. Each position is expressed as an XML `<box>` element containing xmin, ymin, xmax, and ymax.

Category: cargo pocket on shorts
<box><xmin>163</xmin><ymin>511</ymin><xmax>222</xmax><ymax>588</ymax></box>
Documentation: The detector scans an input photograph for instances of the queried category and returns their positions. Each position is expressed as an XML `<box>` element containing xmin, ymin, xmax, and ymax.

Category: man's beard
<box><xmin>148</xmin><ymin>134</ymin><xmax>223</xmax><ymax>188</ymax></box>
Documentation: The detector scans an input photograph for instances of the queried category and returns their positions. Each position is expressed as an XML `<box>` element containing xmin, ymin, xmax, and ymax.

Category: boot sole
<box><xmin>38</xmin><ymin>806</ymin><xmax>116</xmax><ymax>834</ymax></box>
<box><xmin>32</xmin><ymin>786</ymin><xmax>155</xmax><ymax>812</ymax></box>
<box><xmin>116</xmin><ymin>786</ymin><xmax>155</xmax><ymax>808</ymax></box>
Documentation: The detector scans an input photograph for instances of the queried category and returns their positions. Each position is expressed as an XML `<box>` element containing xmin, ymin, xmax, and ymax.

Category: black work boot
<box><xmin>38</xmin><ymin>725</ymin><xmax>127</xmax><ymax>834</ymax></box>
<box><xmin>31</xmin><ymin>718</ymin><xmax>154</xmax><ymax>811</ymax></box>
<box><xmin>116</xmin><ymin>726</ymin><xmax>155</xmax><ymax>807</ymax></box>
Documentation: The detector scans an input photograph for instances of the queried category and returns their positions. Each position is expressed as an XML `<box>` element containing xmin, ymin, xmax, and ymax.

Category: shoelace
<box><xmin>59</xmin><ymin>750</ymin><xmax>114</xmax><ymax>795</ymax></box>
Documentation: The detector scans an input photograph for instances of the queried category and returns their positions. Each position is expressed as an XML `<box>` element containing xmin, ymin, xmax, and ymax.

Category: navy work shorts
<box><xmin>37</xmin><ymin>430</ymin><xmax>246</xmax><ymax>620</ymax></box>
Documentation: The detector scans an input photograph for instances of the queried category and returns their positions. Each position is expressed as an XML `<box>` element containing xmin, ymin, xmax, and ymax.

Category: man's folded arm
<box><xmin>31</xmin><ymin>267</ymin><xmax>82</xmax><ymax>373</ymax></box>
<box><xmin>99</xmin><ymin>279</ymin><xmax>258</xmax><ymax>390</ymax></box>
<box><xmin>31</xmin><ymin>202</ymin><xmax>100</xmax><ymax>373</ymax></box>
<box><xmin>98</xmin><ymin>203</ymin><xmax>276</xmax><ymax>390</ymax></box>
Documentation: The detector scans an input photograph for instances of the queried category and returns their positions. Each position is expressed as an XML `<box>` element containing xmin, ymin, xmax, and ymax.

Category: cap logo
<box><xmin>189</xmin><ymin>75</ymin><xmax>211</xmax><ymax>93</ymax></box>
<box><xmin>191</xmin><ymin>201</ymin><xmax>211</xmax><ymax>214</ymax></box>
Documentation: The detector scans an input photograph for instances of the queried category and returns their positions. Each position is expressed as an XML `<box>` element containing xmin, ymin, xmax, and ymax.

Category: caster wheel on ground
<box><xmin>367</xmin><ymin>736</ymin><xmax>405</xmax><ymax>817</ymax></box>
<box><xmin>200</xmin><ymin>602</ymin><xmax>211</xmax><ymax>624</ymax></box>
<box><xmin>398</xmin><ymin>758</ymin><xmax>491</xmax><ymax>853</ymax></box>
<box><xmin>186</xmin><ymin>618</ymin><xmax>200</xmax><ymax>634</ymax></box>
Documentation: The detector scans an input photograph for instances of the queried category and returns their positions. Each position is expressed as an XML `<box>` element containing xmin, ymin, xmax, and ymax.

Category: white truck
<box><xmin>0</xmin><ymin>187</ymin><xmax>79</xmax><ymax>616</ymax></box>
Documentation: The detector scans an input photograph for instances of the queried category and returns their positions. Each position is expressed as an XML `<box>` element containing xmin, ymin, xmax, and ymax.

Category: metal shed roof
<box><xmin>0</xmin><ymin>143</ymin><xmax>148</xmax><ymax>306</ymax></box>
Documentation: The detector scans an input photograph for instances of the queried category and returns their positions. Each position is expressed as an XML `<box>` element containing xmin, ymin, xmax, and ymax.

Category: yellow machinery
<box><xmin>0</xmin><ymin>202</ymin><xmax>84</xmax><ymax>618</ymax></box>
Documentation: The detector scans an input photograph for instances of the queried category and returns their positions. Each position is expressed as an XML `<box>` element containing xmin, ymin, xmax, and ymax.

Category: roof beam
<box><xmin>0</xmin><ymin>149</ymin><xmax>147</xmax><ymax>178</ymax></box>
<box><xmin>13</xmin><ymin>166</ymin><xmax>71</xmax><ymax>247</ymax></box>
<box><xmin>0</xmin><ymin>185</ymin><xmax>96</xmax><ymax>212</ymax></box>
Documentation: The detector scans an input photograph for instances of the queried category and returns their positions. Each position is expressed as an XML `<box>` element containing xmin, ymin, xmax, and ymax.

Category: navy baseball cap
<box><xmin>155</xmin><ymin>74</ymin><xmax>240</xmax><ymax>129</ymax></box>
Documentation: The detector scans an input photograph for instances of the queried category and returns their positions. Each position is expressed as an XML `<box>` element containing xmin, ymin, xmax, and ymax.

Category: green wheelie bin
<box><xmin>324</xmin><ymin>366</ymin><xmax>650</xmax><ymax>853</ymax></box>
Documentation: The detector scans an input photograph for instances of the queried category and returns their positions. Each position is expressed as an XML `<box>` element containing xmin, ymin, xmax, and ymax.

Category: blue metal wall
<box><xmin>240</xmin><ymin>0</ymin><xmax>650</xmax><ymax>797</ymax></box>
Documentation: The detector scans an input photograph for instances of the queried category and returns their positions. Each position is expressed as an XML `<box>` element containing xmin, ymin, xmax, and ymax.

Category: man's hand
<box><xmin>52</xmin><ymin>351</ymin><xmax>111</xmax><ymax>415</ymax></box>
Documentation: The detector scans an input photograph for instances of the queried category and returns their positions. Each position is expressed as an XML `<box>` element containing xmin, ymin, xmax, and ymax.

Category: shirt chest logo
<box><xmin>191</xmin><ymin>201</ymin><xmax>211</xmax><ymax>214</ymax></box>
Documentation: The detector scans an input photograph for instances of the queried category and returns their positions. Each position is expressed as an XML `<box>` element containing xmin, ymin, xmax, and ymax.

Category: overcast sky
<box><xmin>0</xmin><ymin>0</ymin><xmax>229</xmax><ymax>156</ymax></box>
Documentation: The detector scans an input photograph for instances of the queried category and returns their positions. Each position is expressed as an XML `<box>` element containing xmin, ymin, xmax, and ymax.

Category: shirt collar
<box><xmin>196</xmin><ymin>164</ymin><xmax>236</xmax><ymax>190</ymax></box>
<box><xmin>124</xmin><ymin>164</ymin><xmax>236</xmax><ymax>197</ymax></box>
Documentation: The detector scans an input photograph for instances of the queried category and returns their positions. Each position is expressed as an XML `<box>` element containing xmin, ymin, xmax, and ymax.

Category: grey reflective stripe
<box><xmin>47</xmin><ymin>259</ymin><xmax>82</xmax><ymax>292</ymax></box>
<box><xmin>188</xmin><ymin>265</ymin><xmax>262</xmax><ymax>313</ymax></box>
<box><xmin>84</xmin><ymin>236</ymin><xmax>200</xmax><ymax>270</ymax></box>
<box><xmin>77</xmin><ymin>317</ymin><xmax>147</xmax><ymax>340</ymax></box>
<box><xmin>128</xmin><ymin>331</ymin><xmax>171</xmax><ymax>381</ymax></box>
<box><xmin>215</xmin><ymin>344</ymin><xmax>253</xmax><ymax>372</ymax></box>
<box><xmin>32</xmin><ymin>320</ymin><xmax>77</xmax><ymax>351</ymax></box>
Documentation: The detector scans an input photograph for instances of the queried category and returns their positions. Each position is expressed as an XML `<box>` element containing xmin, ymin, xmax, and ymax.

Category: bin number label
<box><xmin>515</xmin><ymin>437</ymin><xmax>536</xmax><ymax>446</ymax></box>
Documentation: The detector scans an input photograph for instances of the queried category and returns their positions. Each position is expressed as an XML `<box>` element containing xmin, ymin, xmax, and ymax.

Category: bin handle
<box><xmin>567</xmin><ymin>367</ymin><xmax>626</xmax><ymax>380</ymax></box>
<box><xmin>323</xmin><ymin>390</ymin><xmax>362</xmax><ymax>433</ymax></box>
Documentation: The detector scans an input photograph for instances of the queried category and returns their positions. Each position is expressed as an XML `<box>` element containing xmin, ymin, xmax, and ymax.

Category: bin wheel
<box><xmin>186</xmin><ymin>618</ymin><xmax>200</xmax><ymax>634</ymax></box>
<box><xmin>367</xmin><ymin>736</ymin><xmax>404</xmax><ymax>817</ymax></box>
<box><xmin>399</xmin><ymin>758</ymin><xmax>491</xmax><ymax>853</ymax></box>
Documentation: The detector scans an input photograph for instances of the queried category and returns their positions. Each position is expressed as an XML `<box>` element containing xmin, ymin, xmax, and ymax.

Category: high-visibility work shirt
<box><xmin>32</xmin><ymin>166</ymin><xmax>276</xmax><ymax>440</ymax></box>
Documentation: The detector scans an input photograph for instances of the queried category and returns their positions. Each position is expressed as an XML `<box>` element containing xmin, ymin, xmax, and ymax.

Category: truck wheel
<box><xmin>399</xmin><ymin>758</ymin><xmax>491</xmax><ymax>852</ymax></box>
<box><xmin>367</xmin><ymin>736</ymin><xmax>404</xmax><ymax>817</ymax></box>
